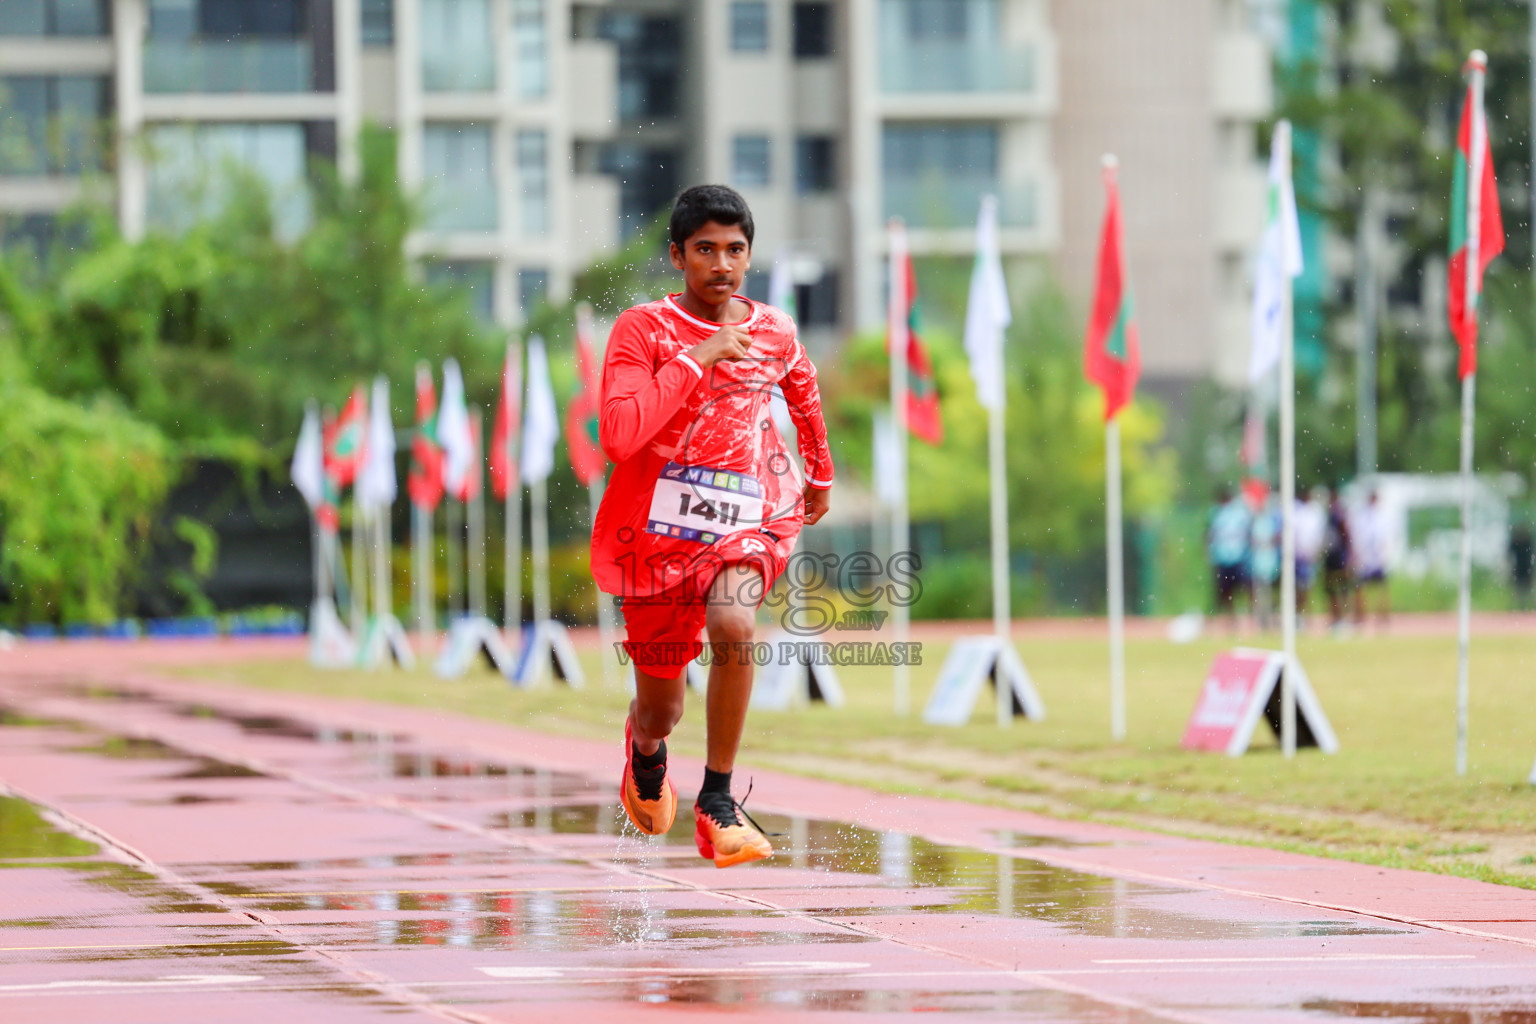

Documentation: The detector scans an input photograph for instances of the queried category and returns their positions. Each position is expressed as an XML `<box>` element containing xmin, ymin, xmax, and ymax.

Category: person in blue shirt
<box><xmin>1207</xmin><ymin>486</ymin><xmax>1253</xmax><ymax>629</ymax></box>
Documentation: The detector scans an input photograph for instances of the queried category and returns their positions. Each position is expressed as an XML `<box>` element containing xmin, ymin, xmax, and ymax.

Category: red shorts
<box><xmin>620</xmin><ymin>531</ymin><xmax>788</xmax><ymax>678</ymax></box>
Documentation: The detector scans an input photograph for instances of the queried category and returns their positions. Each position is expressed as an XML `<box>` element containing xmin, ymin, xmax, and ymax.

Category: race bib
<box><xmin>646</xmin><ymin>462</ymin><xmax>764</xmax><ymax>544</ymax></box>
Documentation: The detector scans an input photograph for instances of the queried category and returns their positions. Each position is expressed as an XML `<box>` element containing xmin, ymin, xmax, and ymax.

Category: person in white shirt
<box><xmin>1293</xmin><ymin>486</ymin><xmax>1327</xmax><ymax>622</ymax></box>
<box><xmin>1351</xmin><ymin>490</ymin><xmax>1390</xmax><ymax>627</ymax></box>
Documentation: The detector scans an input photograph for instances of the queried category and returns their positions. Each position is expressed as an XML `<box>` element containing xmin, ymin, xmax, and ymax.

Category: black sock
<box><xmin>632</xmin><ymin>739</ymin><xmax>666</xmax><ymax>771</ymax></box>
<box><xmin>700</xmin><ymin>767</ymin><xmax>732</xmax><ymax>797</ymax></box>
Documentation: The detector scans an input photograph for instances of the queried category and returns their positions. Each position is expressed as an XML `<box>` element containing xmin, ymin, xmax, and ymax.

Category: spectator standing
<box><xmin>1322</xmin><ymin>490</ymin><xmax>1354</xmax><ymax>631</ymax></box>
<box><xmin>1250</xmin><ymin>495</ymin><xmax>1281</xmax><ymax>631</ymax></box>
<box><xmin>1294</xmin><ymin>485</ymin><xmax>1327</xmax><ymax>624</ymax></box>
<box><xmin>1509</xmin><ymin>523</ymin><xmax>1534</xmax><ymax>611</ymax></box>
<box><xmin>1351</xmin><ymin>490</ymin><xmax>1391</xmax><ymax>628</ymax></box>
<box><xmin>1207</xmin><ymin>486</ymin><xmax>1253</xmax><ymax>630</ymax></box>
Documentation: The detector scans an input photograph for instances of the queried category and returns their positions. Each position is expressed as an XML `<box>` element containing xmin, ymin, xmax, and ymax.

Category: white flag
<box><xmin>521</xmin><ymin>335</ymin><xmax>559</xmax><ymax>485</ymax></box>
<box><xmin>872</xmin><ymin>410</ymin><xmax>905</xmax><ymax>508</ymax></box>
<box><xmin>963</xmin><ymin>194</ymin><xmax>1012</xmax><ymax>411</ymax></box>
<box><xmin>439</xmin><ymin>357</ymin><xmax>475</xmax><ymax>496</ymax></box>
<box><xmin>1249</xmin><ymin>120</ymin><xmax>1304</xmax><ymax>382</ymax></box>
<box><xmin>769</xmin><ymin>255</ymin><xmax>797</xmax><ymax>321</ymax></box>
<box><xmin>356</xmin><ymin>375</ymin><xmax>397</xmax><ymax>508</ymax></box>
<box><xmin>290</xmin><ymin>401</ymin><xmax>324</xmax><ymax>510</ymax></box>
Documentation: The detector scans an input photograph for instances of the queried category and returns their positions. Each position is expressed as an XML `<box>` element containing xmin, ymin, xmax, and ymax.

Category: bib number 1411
<box><xmin>678</xmin><ymin>492</ymin><xmax>743</xmax><ymax>526</ymax></box>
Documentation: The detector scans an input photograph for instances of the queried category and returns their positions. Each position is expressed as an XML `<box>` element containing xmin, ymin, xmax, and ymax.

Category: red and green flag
<box><xmin>890</xmin><ymin>246</ymin><xmax>943</xmax><ymax>446</ymax></box>
<box><xmin>407</xmin><ymin>364</ymin><xmax>445</xmax><ymax>511</ymax></box>
<box><xmin>1084</xmin><ymin>159</ymin><xmax>1141</xmax><ymax>422</ymax></box>
<box><xmin>323</xmin><ymin>385</ymin><xmax>367</xmax><ymax>489</ymax></box>
<box><xmin>564</xmin><ymin>305</ymin><xmax>608</xmax><ymax>486</ymax></box>
<box><xmin>488</xmin><ymin>342</ymin><xmax>522</xmax><ymax>501</ymax></box>
<box><xmin>1447</xmin><ymin>61</ymin><xmax>1504</xmax><ymax>379</ymax></box>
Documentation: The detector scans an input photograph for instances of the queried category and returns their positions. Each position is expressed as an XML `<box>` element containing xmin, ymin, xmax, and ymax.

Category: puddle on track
<box><xmin>2</xmin><ymin>685</ymin><xmax>1440</xmax><ymax>1018</ymax></box>
<box><xmin>1302</xmin><ymin>1001</ymin><xmax>1536</xmax><ymax>1023</ymax></box>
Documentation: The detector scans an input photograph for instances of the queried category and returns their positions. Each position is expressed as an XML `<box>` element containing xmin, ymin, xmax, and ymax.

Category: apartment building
<box><xmin>0</xmin><ymin>0</ymin><xmax>619</xmax><ymax>327</ymax></box>
<box><xmin>0</xmin><ymin>0</ymin><xmax>1272</xmax><ymax>384</ymax></box>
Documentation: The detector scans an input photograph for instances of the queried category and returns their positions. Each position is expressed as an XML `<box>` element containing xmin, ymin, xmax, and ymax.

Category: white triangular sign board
<box><xmin>433</xmin><ymin>615</ymin><xmax>514</xmax><ymax>678</ymax></box>
<box><xmin>358</xmin><ymin>614</ymin><xmax>417</xmax><ymax>670</ymax></box>
<box><xmin>510</xmin><ymin>620</ymin><xmax>586</xmax><ymax>687</ymax></box>
<box><xmin>751</xmin><ymin>630</ymin><xmax>846</xmax><ymax>710</ymax></box>
<box><xmin>1180</xmin><ymin>648</ymin><xmax>1338</xmax><ymax>756</ymax></box>
<box><xmin>309</xmin><ymin>598</ymin><xmax>357</xmax><ymax>669</ymax></box>
<box><xmin>922</xmin><ymin>636</ymin><xmax>1045</xmax><ymax>725</ymax></box>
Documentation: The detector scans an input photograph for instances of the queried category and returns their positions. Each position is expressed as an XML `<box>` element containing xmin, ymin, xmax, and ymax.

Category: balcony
<box><xmin>422</xmin><ymin>182</ymin><xmax>497</xmax><ymax>234</ymax></box>
<box><xmin>884</xmin><ymin>176</ymin><xmax>1035</xmax><ymax>231</ymax></box>
<box><xmin>880</xmin><ymin>39</ymin><xmax>1035</xmax><ymax>95</ymax></box>
<box><xmin>143</xmin><ymin>39</ymin><xmax>312</xmax><ymax>94</ymax></box>
<box><xmin>422</xmin><ymin>44</ymin><xmax>494</xmax><ymax>93</ymax></box>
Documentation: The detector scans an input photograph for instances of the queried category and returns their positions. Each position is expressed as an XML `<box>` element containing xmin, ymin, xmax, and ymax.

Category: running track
<box><xmin>2</xmin><ymin>639</ymin><xmax>1535</xmax><ymax>1022</ymax></box>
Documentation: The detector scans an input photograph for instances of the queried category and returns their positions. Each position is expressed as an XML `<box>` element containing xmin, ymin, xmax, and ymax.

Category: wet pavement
<box><xmin>3</xmin><ymin>642</ymin><xmax>1536</xmax><ymax>1022</ymax></box>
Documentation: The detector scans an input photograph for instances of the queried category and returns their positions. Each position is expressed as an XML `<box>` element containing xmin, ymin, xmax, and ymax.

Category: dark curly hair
<box><xmin>669</xmin><ymin>184</ymin><xmax>755</xmax><ymax>248</ymax></box>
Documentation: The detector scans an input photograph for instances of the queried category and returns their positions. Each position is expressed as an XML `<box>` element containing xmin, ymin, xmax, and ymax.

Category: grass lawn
<box><xmin>187</xmin><ymin>627</ymin><xmax>1536</xmax><ymax>889</ymax></box>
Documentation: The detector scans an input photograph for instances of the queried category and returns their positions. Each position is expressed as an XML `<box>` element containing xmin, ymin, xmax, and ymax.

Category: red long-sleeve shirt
<box><xmin>590</xmin><ymin>294</ymin><xmax>834</xmax><ymax>598</ymax></box>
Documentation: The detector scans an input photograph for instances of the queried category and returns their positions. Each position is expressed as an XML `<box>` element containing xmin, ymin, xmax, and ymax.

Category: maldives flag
<box><xmin>488</xmin><ymin>341</ymin><xmax>522</xmax><ymax>501</ymax></box>
<box><xmin>323</xmin><ymin>385</ymin><xmax>367</xmax><ymax>488</ymax></box>
<box><xmin>1447</xmin><ymin>60</ymin><xmax>1504</xmax><ymax>379</ymax></box>
<box><xmin>407</xmin><ymin>363</ymin><xmax>445</xmax><ymax>511</ymax></box>
<box><xmin>564</xmin><ymin>304</ymin><xmax>608</xmax><ymax>486</ymax></box>
<box><xmin>889</xmin><ymin>242</ymin><xmax>943</xmax><ymax>445</ymax></box>
<box><xmin>1084</xmin><ymin>158</ymin><xmax>1141</xmax><ymax>422</ymax></box>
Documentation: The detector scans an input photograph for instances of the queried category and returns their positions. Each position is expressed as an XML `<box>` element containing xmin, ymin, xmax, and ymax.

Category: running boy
<box><xmin>590</xmin><ymin>185</ymin><xmax>834</xmax><ymax>867</ymax></box>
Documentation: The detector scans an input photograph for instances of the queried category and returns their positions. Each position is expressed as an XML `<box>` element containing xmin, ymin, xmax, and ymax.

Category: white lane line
<box><xmin>0</xmin><ymin>974</ymin><xmax>263</xmax><ymax>993</ymax></box>
<box><xmin>479</xmin><ymin>961</ymin><xmax>869</xmax><ymax>979</ymax></box>
<box><xmin>1094</xmin><ymin>954</ymin><xmax>1477</xmax><ymax>965</ymax></box>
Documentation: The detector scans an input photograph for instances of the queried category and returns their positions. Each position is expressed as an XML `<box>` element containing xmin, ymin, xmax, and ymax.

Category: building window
<box><xmin>516</xmin><ymin>129</ymin><xmax>549</xmax><ymax>236</ymax></box>
<box><xmin>0</xmin><ymin>0</ymin><xmax>107</xmax><ymax>36</ymax></box>
<box><xmin>145</xmin><ymin>121</ymin><xmax>310</xmax><ymax>238</ymax></box>
<box><xmin>882</xmin><ymin>123</ymin><xmax>1007</xmax><ymax>228</ymax></box>
<box><xmin>792</xmin><ymin>3</ymin><xmax>831</xmax><ymax>58</ymax></box>
<box><xmin>600</xmin><ymin>12</ymin><xmax>681</xmax><ymax>121</ymax></box>
<box><xmin>883</xmin><ymin>123</ymin><xmax>997</xmax><ymax>178</ymax></box>
<box><xmin>794</xmin><ymin>136</ymin><xmax>834</xmax><ymax>194</ymax></box>
<box><xmin>513</xmin><ymin>0</ymin><xmax>547</xmax><ymax>99</ymax></box>
<box><xmin>361</xmin><ymin>0</ymin><xmax>393</xmax><ymax>45</ymax></box>
<box><xmin>421</xmin><ymin>0</ymin><xmax>494</xmax><ymax>92</ymax></box>
<box><xmin>797</xmin><ymin>269</ymin><xmax>839</xmax><ymax>326</ymax></box>
<box><xmin>519</xmin><ymin>268</ymin><xmax>549</xmax><ymax>316</ymax></box>
<box><xmin>730</xmin><ymin>1</ymin><xmax>768</xmax><ymax>52</ymax></box>
<box><xmin>732</xmin><ymin>135</ymin><xmax>771</xmax><ymax>188</ymax></box>
<box><xmin>422</xmin><ymin>123</ymin><xmax>497</xmax><ymax>231</ymax></box>
<box><xmin>899</xmin><ymin>0</ymin><xmax>973</xmax><ymax>40</ymax></box>
<box><xmin>425</xmin><ymin>260</ymin><xmax>495</xmax><ymax>323</ymax></box>
<box><xmin>0</xmin><ymin>76</ymin><xmax>110</xmax><ymax>175</ymax></box>
<box><xmin>198</xmin><ymin>0</ymin><xmax>305</xmax><ymax>36</ymax></box>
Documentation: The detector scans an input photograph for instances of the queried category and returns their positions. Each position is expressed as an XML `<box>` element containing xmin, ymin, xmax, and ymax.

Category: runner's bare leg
<box><xmin>703</xmin><ymin>563</ymin><xmax>763</xmax><ymax>773</ymax></box>
<box><xmin>630</xmin><ymin>671</ymin><xmax>685</xmax><ymax>757</ymax></box>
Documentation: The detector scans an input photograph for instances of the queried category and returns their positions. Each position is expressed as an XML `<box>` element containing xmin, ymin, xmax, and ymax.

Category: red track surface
<box><xmin>2</xmin><ymin>639</ymin><xmax>1536</xmax><ymax>1022</ymax></box>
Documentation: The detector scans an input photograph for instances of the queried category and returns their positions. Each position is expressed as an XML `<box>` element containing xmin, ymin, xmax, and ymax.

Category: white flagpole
<box><xmin>413</xmin><ymin>503</ymin><xmax>433</xmax><ymax>642</ymax></box>
<box><xmin>887</xmin><ymin>219</ymin><xmax>911</xmax><ymax>716</ymax></box>
<box><xmin>589</xmin><ymin>478</ymin><xmax>620</xmax><ymax>687</ymax></box>
<box><xmin>1106</xmin><ymin>416</ymin><xmax>1126</xmax><ymax>741</ymax></box>
<box><xmin>446</xmin><ymin>497</ymin><xmax>462</xmax><ymax>619</ymax></box>
<box><xmin>989</xmin><ymin>394</ymin><xmax>1011</xmax><ymax>728</ymax></box>
<box><xmin>532</xmin><ymin>475</ymin><xmax>551</xmax><ymax>626</ymax></box>
<box><xmin>1456</xmin><ymin>51</ymin><xmax>1487</xmax><ymax>778</ymax></box>
<box><xmin>350</xmin><ymin>498</ymin><xmax>366</xmax><ymax>638</ymax></box>
<box><xmin>505</xmin><ymin>444</ymin><xmax>524</xmax><ymax>642</ymax></box>
<box><xmin>1276</xmin><ymin>120</ymin><xmax>1299</xmax><ymax>759</ymax></box>
<box><xmin>468</xmin><ymin>409</ymin><xmax>487</xmax><ymax>619</ymax></box>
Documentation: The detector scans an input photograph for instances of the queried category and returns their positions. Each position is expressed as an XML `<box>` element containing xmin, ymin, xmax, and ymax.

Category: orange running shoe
<box><xmin>693</xmin><ymin>791</ymin><xmax>773</xmax><ymax>868</ymax></box>
<box><xmin>619</xmin><ymin>718</ymin><xmax>676</xmax><ymax>836</ymax></box>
